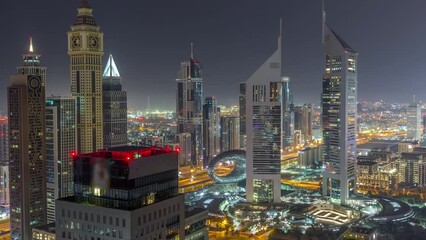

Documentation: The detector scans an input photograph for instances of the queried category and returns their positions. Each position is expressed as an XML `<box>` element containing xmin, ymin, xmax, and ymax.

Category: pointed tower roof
<box><xmin>74</xmin><ymin>0</ymin><xmax>97</xmax><ymax>26</ymax></box>
<box><xmin>329</xmin><ymin>27</ymin><xmax>355</xmax><ymax>52</ymax></box>
<box><xmin>246</xmin><ymin>20</ymin><xmax>282</xmax><ymax>85</ymax></box>
<box><xmin>29</xmin><ymin>37</ymin><xmax>34</xmax><ymax>53</ymax></box>
<box><xmin>103</xmin><ymin>55</ymin><xmax>121</xmax><ymax>77</ymax></box>
<box><xmin>80</xmin><ymin>0</ymin><xmax>91</xmax><ymax>8</ymax></box>
<box><xmin>22</xmin><ymin>37</ymin><xmax>41</xmax><ymax>66</ymax></box>
<box><xmin>322</xmin><ymin>0</ymin><xmax>355</xmax><ymax>53</ymax></box>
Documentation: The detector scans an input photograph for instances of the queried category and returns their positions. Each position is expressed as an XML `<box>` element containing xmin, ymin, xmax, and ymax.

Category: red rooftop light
<box><xmin>78</xmin><ymin>146</ymin><xmax>177</xmax><ymax>161</ymax></box>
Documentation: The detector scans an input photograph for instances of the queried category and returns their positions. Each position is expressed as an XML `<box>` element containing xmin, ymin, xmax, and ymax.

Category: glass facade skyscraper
<box><xmin>45</xmin><ymin>97</ymin><xmax>77</xmax><ymax>223</ymax></box>
<box><xmin>220</xmin><ymin>116</ymin><xmax>240</xmax><ymax>152</ymax></box>
<box><xmin>202</xmin><ymin>97</ymin><xmax>220</xmax><ymax>167</ymax></box>
<box><xmin>176</xmin><ymin>48</ymin><xmax>203</xmax><ymax>167</ymax></box>
<box><xmin>322</xmin><ymin>17</ymin><xmax>358</xmax><ymax>204</ymax></box>
<box><xmin>102</xmin><ymin>55</ymin><xmax>128</xmax><ymax>149</ymax></box>
<box><xmin>245</xmin><ymin>22</ymin><xmax>283</xmax><ymax>203</ymax></box>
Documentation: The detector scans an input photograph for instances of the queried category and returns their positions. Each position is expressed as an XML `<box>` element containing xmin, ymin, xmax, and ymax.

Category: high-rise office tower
<box><xmin>55</xmin><ymin>146</ymin><xmax>185</xmax><ymax>240</ymax></box>
<box><xmin>421</xmin><ymin>115</ymin><xmax>426</xmax><ymax>147</ymax></box>
<box><xmin>220</xmin><ymin>116</ymin><xmax>240</xmax><ymax>152</ymax></box>
<box><xmin>302</xmin><ymin>104</ymin><xmax>314</xmax><ymax>142</ymax></box>
<box><xmin>293</xmin><ymin>106</ymin><xmax>302</xmax><ymax>132</ymax></box>
<box><xmin>0</xmin><ymin>117</ymin><xmax>9</xmax><ymax>206</ymax></box>
<box><xmin>245</xmin><ymin>22</ymin><xmax>283</xmax><ymax>203</ymax></box>
<box><xmin>68</xmin><ymin>0</ymin><xmax>104</xmax><ymax>154</ymax></box>
<box><xmin>282</xmin><ymin>76</ymin><xmax>293</xmax><ymax>151</ymax></box>
<box><xmin>45</xmin><ymin>97</ymin><xmax>77</xmax><ymax>223</ymax></box>
<box><xmin>176</xmin><ymin>45</ymin><xmax>203</xmax><ymax>167</ymax></box>
<box><xmin>407</xmin><ymin>99</ymin><xmax>421</xmax><ymax>141</ymax></box>
<box><xmin>103</xmin><ymin>54</ymin><xmax>128</xmax><ymax>149</ymax></box>
<box><xmin>203</xmin><ymin>97</ymin><xmax>221</xmax><ymax>167</ymax></box>
<box><xmin>8</xmin><ymin>39</ymin><xmax>47</xmax><ymax>239</ymax></box>
<box><xmin>322</xmin><ymin>7</ymin><xmax>358</xmax><ymax>204</ymax></box>
<box><xmin>293</xmin><ymin>106</ymin><xmax>303</xmax><ymax>145</ymax></box>
<box><xmin>293</xmin><ymin>104</ymin><xmax>313</xmax><ymax>144</ymax></box>
<box><xmin>239</xmin><ymin>83</ymin><xmax>246</xmax><ymax>150</ymax></box>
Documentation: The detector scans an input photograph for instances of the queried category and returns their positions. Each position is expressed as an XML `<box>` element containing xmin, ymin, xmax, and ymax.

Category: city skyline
<box><xmin>2</xmin><ymin>0</ymin><xmax>426</xmax><ymax>113</ymax></box>
<box><xmin>3</xmin><ymin>1</ymin><xmax>426</xmax><ymax>239</ymax></box>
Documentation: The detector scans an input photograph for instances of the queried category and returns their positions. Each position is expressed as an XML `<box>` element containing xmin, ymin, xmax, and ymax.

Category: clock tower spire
<box><xmin>68</xmin><ymin>0</ymin><xmax>104</xmax><ymax>154</ymax></box>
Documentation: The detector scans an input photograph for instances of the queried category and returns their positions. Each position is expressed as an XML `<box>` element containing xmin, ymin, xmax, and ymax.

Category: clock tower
<box><xmin>68</xmin><ymin>0</ymin><xmax>104</xmax><ymax>154</ymax></box>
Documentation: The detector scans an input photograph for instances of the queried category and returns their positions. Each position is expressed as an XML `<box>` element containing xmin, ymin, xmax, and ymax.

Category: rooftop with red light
<box><xmin>74</xmin><ymin>146</ymin><xmax>178</xmax><ymax>161</ymax></box>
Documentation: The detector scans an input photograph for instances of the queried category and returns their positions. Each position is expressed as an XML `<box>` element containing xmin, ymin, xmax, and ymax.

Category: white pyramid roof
<box><xmin>103</xmin><ymin>54</ymin><xmax>120</xmax><ymax>77</ymax></box>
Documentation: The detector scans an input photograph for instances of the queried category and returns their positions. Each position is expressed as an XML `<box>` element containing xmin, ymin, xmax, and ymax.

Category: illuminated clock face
<box><xmin>71</xmin><ymin>36</ymin><xmax>81</xmax><ymax>49</ymax></box>
<box><xmin>88</xmin><ymin>36</ymin><xmax>99</xmax><ymax>49</ymax></box>
<box><xmin>29</xmin><ymin>77</ymin><xmax>40</xmax><ymax>89</ymax></box>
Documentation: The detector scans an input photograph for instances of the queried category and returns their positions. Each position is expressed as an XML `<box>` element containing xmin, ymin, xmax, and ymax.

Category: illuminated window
<box><xmin>147</xmin><ymin>193</ymin><xmax>155</xmax><ymax>205</ymax></box>
<box><xmin>94</xmin><ymin>187</ymin><xmax>101</xmax><ymax>196</ymax></box>
<box><xmin>348</xmin><ymin>57</ymin><xmax>356</xmax><ymax>73</ymax></box>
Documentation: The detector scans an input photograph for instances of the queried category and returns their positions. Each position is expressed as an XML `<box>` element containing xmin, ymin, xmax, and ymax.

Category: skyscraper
<box><xmin>68</xmin><ymin>0</ymin><xmax>104</xmax><ymax>154</ymax></box>
<box><xmin>407</xmin><ymin>99</ymin><xmax>421</xmax><ymax>141</ymax></box>
<box><xmin>220</xmin><ymin>116</ymin><xmax>240</xmax><ymax>152</ymax></box>
<box><xmin>176</xmin><ymin>45</ymin><xmax>203</xmax><ymax>167</ymax></box>
<box><xmin>103</xmin><ymin>54</ymin><xmax>128</xmax><ymax>149</ymax></box>
<box><xmin>421</xmin><ymin>115</ymin><xmax>426</xmax><ymax>147</ymax></box>
<box><xmin>282</xmin><ymin>76</ymin><xmax>293</xmax><ymax>151</ymax></box>
<box><xmin>0</xmin><ymin>117</ymin><xmax>9</xmax><ymax>206</ymax></box>
<box><xmin>294</xmin><ymin>103</ymin><xmax>314</xmax><ymax>144</ymax></box>
<box><xmin>239</xmin><ymin>83</ymin><xmax>246</xmax><ymax>150</ymax></box>
<box><xmin>322</xmin><ymin>8</ymin><xmax>358</xmax><ymax>204</ymax></box>
<box><xmin>55</xmin><ymin>146</ymin><xmax>185</xmax><ymax>240</ymax></box>
<box><xmin>304</xmin><ymin>104</ymin><xmax>314</xmax><ymax>142</ymax></box>
<box><xmin>203</xmin><ymin>97</ymin><xmax>221</xmax><ymax>167</ymax></box>
<box><xmin>176</xmin><ymin>133</ymin><xmax>192</xmax><ymax>167</ymax></box>
<box><xmin>245</xmin><ymin>22</ymin><xmax>283</xmax><ymax>203</ymax></box>
<box><xmin>45</xmin><ymin>97</ymin><xmax>77</xmax><ymax>223</ymax></box>
<box><xmin>8</xmin><ymin>39</ymin><xmax>47</xmax><ymax>239</ymax></box>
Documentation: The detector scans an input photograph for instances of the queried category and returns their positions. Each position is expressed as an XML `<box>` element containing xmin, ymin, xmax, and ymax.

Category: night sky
<box><xmin>1</xmin><ymin>0</ymin><xmax>426</xmax><ymax>113</ymax></box>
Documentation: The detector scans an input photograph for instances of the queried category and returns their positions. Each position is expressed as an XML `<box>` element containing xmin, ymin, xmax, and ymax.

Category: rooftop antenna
<box><xmin>413</xmin><ymin>94</ymin><xmax>416</xmax><ymax>104</ymax></box>
<box><xmin>322</xmin><ymin>0</ymin><xmax>326</xmax><ymax>45</ymax></box>
<box><xmin>190</xmin><ymin>42</ymin><xmax>194</xmax><ymax>59</ymax></box>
